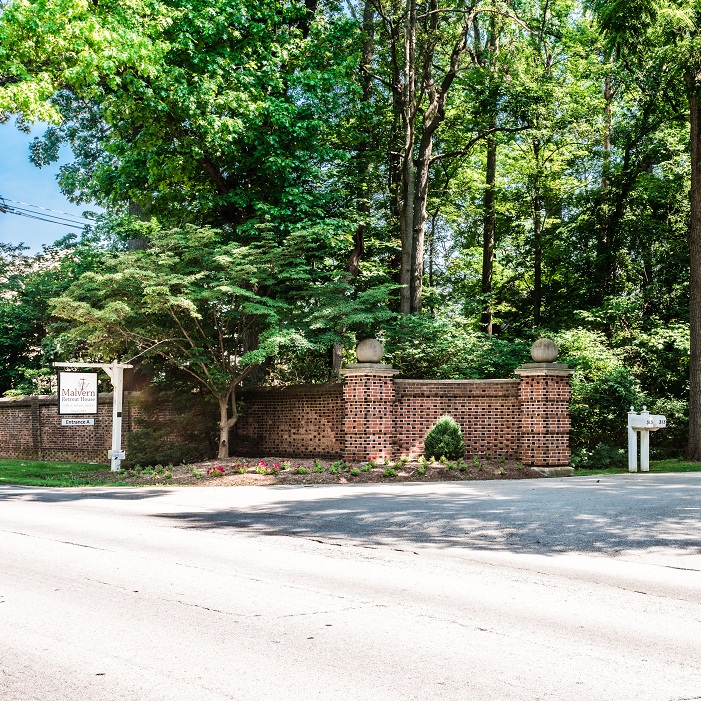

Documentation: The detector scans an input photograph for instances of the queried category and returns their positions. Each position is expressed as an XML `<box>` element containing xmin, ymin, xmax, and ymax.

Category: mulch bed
<box><xmin>97</xmin><ymin>457</ymin><xmax>547</xmax><ymax>486</ymax></box>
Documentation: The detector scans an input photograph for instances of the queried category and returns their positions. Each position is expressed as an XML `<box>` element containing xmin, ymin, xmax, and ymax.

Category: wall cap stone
<box><xmin>514</xmin><ymin>363</ymin><xmax>574</xmax><ymax>377</ymax></box>
<box><xmin>340</xmin><ymin>363</ymin><xmax>400</xmax><ymax>377</ymax></box>
<box><xmin>394</xmin><ymin>378</ymin><xmax>519</xmax><ymax>385</ymax></box>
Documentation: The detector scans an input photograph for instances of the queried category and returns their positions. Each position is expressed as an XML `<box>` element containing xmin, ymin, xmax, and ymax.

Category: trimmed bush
<box><xmin>424</xmin><ymin>416</ymin><xmax>465</xmax><ymax>461</ymax></box>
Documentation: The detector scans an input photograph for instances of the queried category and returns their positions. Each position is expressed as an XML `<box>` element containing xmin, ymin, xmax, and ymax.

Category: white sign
<box><xmin>58</xmin><ymin>372</ymin><xmax>98</xmax><ymax>415</ymax></box>
<box><xmin>61</xmin><ymin>417</ymin><xmax>95</xmax><ymax>426</ymax></box>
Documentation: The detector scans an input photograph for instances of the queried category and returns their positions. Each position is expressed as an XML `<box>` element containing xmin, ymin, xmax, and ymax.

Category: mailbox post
<box><xmin>628</xmin><ymin>406</ymin><xmax>666</xmax><ymax>472</ymax></box>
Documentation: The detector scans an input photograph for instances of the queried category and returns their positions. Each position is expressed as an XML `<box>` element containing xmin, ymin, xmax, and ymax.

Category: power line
<box><xmin>2</xmin><ymin>198</ymin><xmax>97</xmax><ymax>221</ymax></box>
<box><xmin>8</xmin><ymin>204</ymin><xmax>90</xmax><ymax>226</ymax></box>
<box><xmin>3</xmin><ymin>209</ymin><xmax>86</xmax><ymax>230</ymax></box>
<box><xmin>0</xmin><ymin>195</ymin><xmax>93</xmax><ymax>231</ymax></box>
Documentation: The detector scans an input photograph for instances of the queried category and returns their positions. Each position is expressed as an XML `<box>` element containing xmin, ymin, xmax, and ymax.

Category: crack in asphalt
<box><xmin>0</xmin><ymin>528</ymin><xmax>114</xmax><ymax>553</ymax></box>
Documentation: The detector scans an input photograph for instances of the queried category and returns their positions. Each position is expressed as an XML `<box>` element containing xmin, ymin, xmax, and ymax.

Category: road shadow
<box><xmin>0</xmin><ymin>486</ymin><xmax>172</xmax><ymax>502</ymax></box>
<box><xmin>151</xmin><ymin>476</ymin><xmax>701</xmax><ymax>557</ymax></box>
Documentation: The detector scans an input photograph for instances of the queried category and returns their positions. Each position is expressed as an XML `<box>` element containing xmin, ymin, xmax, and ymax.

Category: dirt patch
<box><xmin>97</xmin><ymin>457</ymin><xmax>547</xmax><ymax>486</ymax></box>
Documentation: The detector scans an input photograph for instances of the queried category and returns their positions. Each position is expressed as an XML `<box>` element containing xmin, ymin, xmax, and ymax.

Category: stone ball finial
<box><xmin>356</xmin><ymin>338</ymin><xmax>384</xmax><ymax>363</ymax></box>
<box><xmin>530</xmin><ymin>338</ymin><xmax>558</xmax><ymax>363</ymax></box>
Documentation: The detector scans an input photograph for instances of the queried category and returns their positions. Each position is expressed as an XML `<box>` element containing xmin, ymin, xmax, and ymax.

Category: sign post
<box><xmin>54</xmin><ymin>361</ymin><xmax>133</xmax><ymax>472</ymax></box>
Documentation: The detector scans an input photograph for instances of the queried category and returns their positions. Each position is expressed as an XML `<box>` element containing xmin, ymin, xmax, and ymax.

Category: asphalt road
<box><xmin>1</xmin><ymin>474</ymin><xmax>701</xmax><ymax>701</ymax></box>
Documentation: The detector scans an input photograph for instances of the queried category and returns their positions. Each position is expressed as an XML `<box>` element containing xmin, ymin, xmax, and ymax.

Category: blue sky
<box><xmin>0</xmin><ymin>121</ymin><xmax>98</xmax><ymax>253</ymax></box>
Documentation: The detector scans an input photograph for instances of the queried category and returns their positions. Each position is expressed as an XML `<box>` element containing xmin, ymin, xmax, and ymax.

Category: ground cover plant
<box><xmin>0</xmin><ymin>456</ymin><xmax>546</xmax><ymax>487</ymax></box>
<box><xmin>4</xmin><ymin>456</ymin><xmax>701</xmax><ymax>488</ymax></box>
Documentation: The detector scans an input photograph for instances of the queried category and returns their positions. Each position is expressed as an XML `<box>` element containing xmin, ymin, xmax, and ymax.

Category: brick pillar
<box><xmin>514</xmin><ymin>363</ymin><xmax>574</xmax><ymax>468</ymax></box>
<box><xmin>339</xmin><ymin>363</ymin><xmax>398</xmax><ymax>463</ymax></box>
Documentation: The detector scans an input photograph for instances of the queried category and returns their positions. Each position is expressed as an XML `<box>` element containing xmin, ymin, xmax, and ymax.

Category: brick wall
<box><xmin>0</xmin><ymin>367</ymin><xmax>573</xmax><ymax>466</ymax></box>
<box><xmin>235</xmin><ymin>384</ymin><xmax>343</xmax><ymax>458</ymax></box>
<box><xmin>0</xmin><ymin>393</ymin><xmax>135</xmax><ymax>463</ymax></box>
<box><xmin>394</xmin><ymin>379</ymin><xmax>521</xmax><ymax>459</ymax></box>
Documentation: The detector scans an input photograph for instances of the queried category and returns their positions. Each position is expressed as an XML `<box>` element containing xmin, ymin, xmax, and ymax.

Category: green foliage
<box><xmin>122</xmin><ymin>389</ymin><xmax>216</xmax><ymax>468</ymax></box>
<box><xmin>556</xmin><ymin>329</ymin><xmax>642</xmax><ymax>457</ymax></box>
<box><xmin>383</xmin><ymin>315</ymin><xmax>531</xmax><ymax>380</ymax></box>
<box><xmin>0</xmin><ymin>238</ymin><xmax>104</xmax><ymax>396</ymax></box>
<box><xmin>424</xmin><ymin>416</ymin><xmax>465</xmax><ymax>461</ymax></box>
<box><xmin>0</xmin><ymin>0</ymin><xmax>698</xmax><ymax>463</ymax></box>
<box><xmin>382</xmin><ymin>466</ymin><xmax>398</xmax><ymax>478</ymax></box>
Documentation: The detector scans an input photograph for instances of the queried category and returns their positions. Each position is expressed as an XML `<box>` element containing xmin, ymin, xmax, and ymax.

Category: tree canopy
<box><xmin>0</xmin><ymin>0</ymin><xmax>699</xmax><ymax>461</ymax></box>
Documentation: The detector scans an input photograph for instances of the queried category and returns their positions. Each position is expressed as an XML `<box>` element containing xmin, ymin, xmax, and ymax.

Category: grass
<box><xmin>573</xmin><ymin>458</ymin><xmax>701</xmax><ymax>476</ymax></box>
<box><xmin>0</xmin><ymin>459</ymin><xmax>124</xmax><ymax>487</ymax></box>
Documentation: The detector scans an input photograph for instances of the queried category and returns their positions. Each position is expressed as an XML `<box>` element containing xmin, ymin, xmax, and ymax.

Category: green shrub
<box><xmin>571</xmin><ymin>443</ymin><xmax>627</xmax><ymax>468</ymax></box>
<box><xmin>122</xmin><ymin>388</ymin><xmax>217</xmax><ymax>468</ymax></box>
<box><xmin>424</xmin><ymin>416</ymin><xmax>465</xmax><ymax>461</ymax></box>
<box><xmin>555</xmin><ymin>329</ymin><xmax>642</xmax><ymax>455</ymax></box>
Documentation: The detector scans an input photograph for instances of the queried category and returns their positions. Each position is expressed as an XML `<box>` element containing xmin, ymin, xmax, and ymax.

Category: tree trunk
<box><xmin>217</xmin><ymin>390</ymin><xmax>238</xmax><ymax>459</ymax></box>
<box><xmin>532</xmin><ymin>140</ymin><xmax>543</xmax><ymax>327</ymax></box>
<box><xmin>410</xmin><ymin>129</ymin><xmax>433</xmax><ymax>312</ymax></box>
<box><xmin>331</xmin><ymin>343</ymin><xmax>343</xmax><ymax>374</ymax></box>
<box><xmin>480</xmin><ymin>17</ymin><xmax>498</xmax><ymax>336</ymax></box>
<box><xmin>687</xmin><ymin>75</ymin><xmax>701</xmax><ymax>460</ymax></box>
<box><xmin>602</xmin><ymin>74</ymin><xmax>613</xmax><ymax>190</ymax></box>
<box><xmin>398</xmin><ymin>0</ymin><xmax>417</xmax><ymax>315</ymax></box>
<box><xmin>481</xmin><ymin>131</ymin><xmax>497</xmax><ymax>336</ymax></box>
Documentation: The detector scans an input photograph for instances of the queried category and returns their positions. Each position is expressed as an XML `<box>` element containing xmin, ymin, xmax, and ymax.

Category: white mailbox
<box><xmin>629</xmin><ymin>413</ymin><xmax>667</xmax><ymax>431</ymax></box>
<box><xmin>628</xmin><ymin>406</ymin><xmax>666</xmax><ymax>472</ymax></box>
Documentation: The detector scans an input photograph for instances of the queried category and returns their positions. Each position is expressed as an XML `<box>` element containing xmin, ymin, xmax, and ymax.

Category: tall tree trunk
<box><xmin>479</xmin><ymin>16</ymin><xmax>498</xmax><ymax>336</ymax></box>
<box><xmin>411</xmin><ymin>129</ymin><xmax>433</xmax><ymax>312</ymax></box>
<box><xmin>687</xmin><ymin>74</ymin><xmax>701</xmax><ymax>460</ymax></box>
<box><xmin>532</xmin><ymin>140</ymin><xmax>543</xmax><ymax>327</ymax></box>
<box><xmin>398</xmin><ymin>0</ymin><xmax>417</xmax><ymax>314</ymax></box>
<box><xmin>595</xmin><ymin>72</ymin><xmax>615</xmax><ymax>306</ymax></box>
<box><xmin>481</xmin><ymin>131</ymin><xmax>497</xmax><ymax>336</ymax></box>
<box><xmin>602</xmin><ymin>74</ymin><xmax>613</xmax><ymax>190</ymax></box>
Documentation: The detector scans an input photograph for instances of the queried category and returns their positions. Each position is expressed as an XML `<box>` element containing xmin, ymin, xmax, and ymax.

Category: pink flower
<box><xmin>258</xmin><ymin>461</ymin><xmax>266</xmax><ymax>468</ymax></box>
<box><xmin>273</xmin><ymin>463</ymin><xmax>280</xmax><ymax>469</ymax></box>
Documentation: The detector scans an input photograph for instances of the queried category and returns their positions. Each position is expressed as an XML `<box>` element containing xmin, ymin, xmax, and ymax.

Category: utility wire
<box><xmin>8</xmin><ymin>204</ymin><xmax>90</xmax><ymax>226</ymax></box>
<box><xmin>2</xmin><ymin>198</ymin><xmax>97</xmax><ymax>221</ymax></box>
<box><xmin>0</xmin><ymin>195</ymin><xmax>92</xmax><ymax>231</ymax></box>
<box><xmin>3</xmin><ymin>209</ymin><xmax>86</xmax><ymax>230</ymax></box>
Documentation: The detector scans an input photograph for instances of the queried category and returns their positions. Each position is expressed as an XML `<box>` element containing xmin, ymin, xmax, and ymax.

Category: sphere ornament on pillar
<box><xmin>530</xmin><ymin>338</ymin><xmax>558</xmax><ymax>363</ymax></box>
<box><xmin>356</xmin><ymin>338</ymin><xmax>384</xmax><ymax>364</ymax></box>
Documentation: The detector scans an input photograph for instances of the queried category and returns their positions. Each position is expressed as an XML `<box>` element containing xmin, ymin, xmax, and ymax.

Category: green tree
<box><xmin>51</xmin><ymin>222</ymin><xmax>392</xmax><ymax>458</ymax></box>
<box><xmin>0</xmin><ymin>237</ymin><xmax>102</xmax><ymax>396</ymax></box>
<box><xmin>593</xmin><ymin>0</ymin><xmax>701</xmax><ymax>458</ymax></box>
<box><xmin>0</xmin><ymin>0</ymin><xmax>361</xmax><ymax>231</ymax></box>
